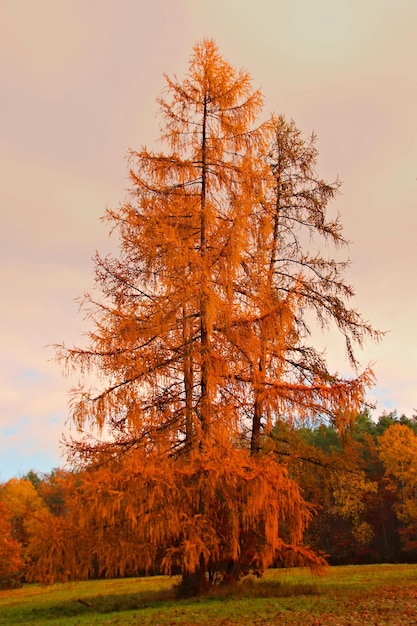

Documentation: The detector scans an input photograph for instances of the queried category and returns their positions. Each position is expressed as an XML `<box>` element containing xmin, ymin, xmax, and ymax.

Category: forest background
<box><xmin>2</xmin><ymin>409</ymin><xmax>417</xmax><ymax>589</ymax></box>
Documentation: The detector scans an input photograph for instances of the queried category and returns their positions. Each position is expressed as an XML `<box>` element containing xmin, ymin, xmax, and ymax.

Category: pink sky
<box><xmin>1</xmin><ymin>0</ymin><xmax>416</xmax><ymax>480</ymax></box>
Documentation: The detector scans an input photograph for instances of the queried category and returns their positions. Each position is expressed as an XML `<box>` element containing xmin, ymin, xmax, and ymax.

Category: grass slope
<box><xmin>1</xmin><ymin>564</ymin><xmax>417</xmax><ymax>625</ymax></box>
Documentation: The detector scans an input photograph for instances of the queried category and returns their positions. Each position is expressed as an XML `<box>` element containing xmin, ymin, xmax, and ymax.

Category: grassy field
<box><xmin>1</xmin><ymin>564</ymin><xmax>417</xmax><ymax>625</ymax></box>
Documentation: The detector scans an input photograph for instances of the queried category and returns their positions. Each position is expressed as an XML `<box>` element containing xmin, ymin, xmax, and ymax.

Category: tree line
<box><xmin>1</xmin><ymin>410</ymin><xmax>417</xmax><ymax>589</ymax></box>
<box><xmin>2</xmin><ymin>39</ymin><xmax>387</xmax><ymax>594</ymax></box>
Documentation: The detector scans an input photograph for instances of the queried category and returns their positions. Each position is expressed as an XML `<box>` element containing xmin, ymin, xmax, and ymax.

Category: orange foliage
<box><xmin>0</xmin><ymin>478</ymin><xmax>48</xmax><ymax>585</ymax></box>
<box><xmin>29</xmin><ymin>445</ymin><xmax>326</xmax><ymax>585</ymax></box>
<box><xmin>378</xmin><ymin>424</ymin><xmax>417</xmax><ymax>527</ymax></box>
<box><xmin>0</xmin><ymin>501</ymin><xmax>24</xmax><ymax>588</ymax></box>
<box><xmin>50</xmin><ymin>40</ymin><xmax>379</xmax><ymax>592</ymax></box>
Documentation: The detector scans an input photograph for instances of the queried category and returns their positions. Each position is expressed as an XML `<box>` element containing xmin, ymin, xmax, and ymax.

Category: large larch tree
<box><xmin>43</xmin><ymin>40</ymin><xmax>380</xmax><ymax>593</ymax></box>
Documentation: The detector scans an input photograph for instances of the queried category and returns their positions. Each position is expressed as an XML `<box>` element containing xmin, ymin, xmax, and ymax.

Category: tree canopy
<box><xmin>46</xmin><ymin>39</ymin><xmax>380</xmax><ymax>594</ymax></box>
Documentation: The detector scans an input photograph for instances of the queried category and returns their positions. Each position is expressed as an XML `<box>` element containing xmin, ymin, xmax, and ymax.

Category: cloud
<box><xmin>0</xmin><ymin>0</ymin><xmax>95</xmax><ymax>97</ymax></box>
<box><xmin>0</xmin><ymin>149</ymin><xmax>119</xmax><ymax>260</ymax></box>
<box><xmin>285</xmin><ymin>0</ymin><xmax>354</xmax><ymax>49</ymax></box>
<box><xmin>0</xmin><ymin>415</ymin><xmax>66</xmax><ymax>481</ymax></box>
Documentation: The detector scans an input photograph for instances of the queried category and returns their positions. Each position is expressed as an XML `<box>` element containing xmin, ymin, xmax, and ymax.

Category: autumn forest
<box><xmin>2</xmin><ymin>41</ymin><xmax>414</xmax><ymax>594</ymax></box>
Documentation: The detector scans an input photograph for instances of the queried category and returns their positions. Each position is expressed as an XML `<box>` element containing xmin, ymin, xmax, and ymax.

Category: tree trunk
<box><xmin>177</xmin><ymin>566</ymin><xmax>208</xmax><ymax>597</ymax></box>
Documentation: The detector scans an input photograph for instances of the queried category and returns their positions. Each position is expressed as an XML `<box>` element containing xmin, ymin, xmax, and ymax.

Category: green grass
<box><xmin>1</xmin><ymin>564</ymin><xmax>417</xmax><ymax>625</ymax></box>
